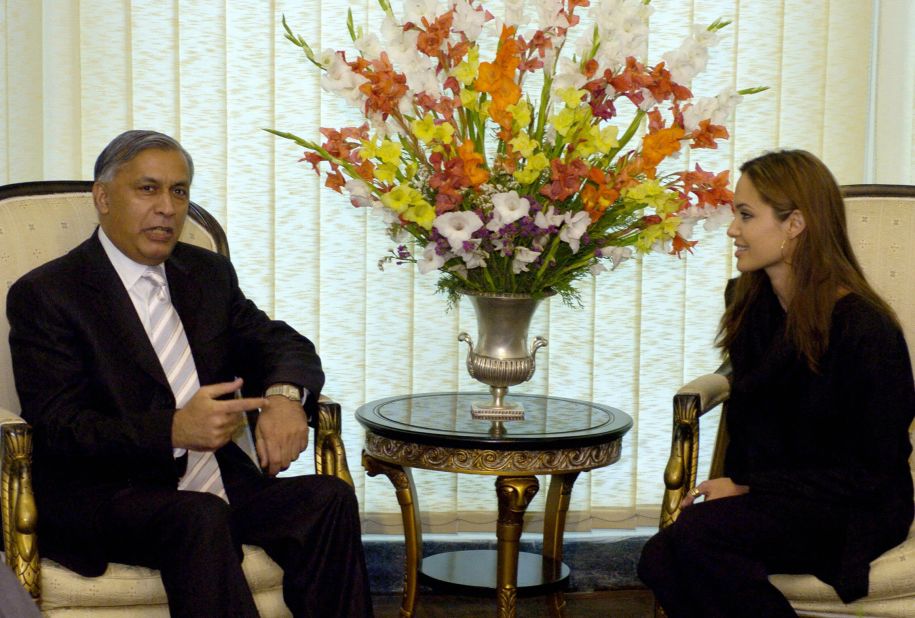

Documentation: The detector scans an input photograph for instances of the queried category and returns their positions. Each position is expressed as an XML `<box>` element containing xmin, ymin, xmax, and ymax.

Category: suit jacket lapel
<box><xmin>164</xmin><ymin>249</ymin><xmax>210</xmax><ymax>384</ymax></box>
<box><xmin>81</xmin><ymin>232</ymin><xmax>171</xmax><ymax>392</ymax></box>
<box><xmin>164</xmin><ymin>250</ymin><xmax>202</xmax><ymax>344</ymax></box>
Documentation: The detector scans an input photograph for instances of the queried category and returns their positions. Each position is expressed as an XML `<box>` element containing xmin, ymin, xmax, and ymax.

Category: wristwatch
<box><xmin>264</xmin><ymin>383</ymin><xmax>304</xmax><ymax>403</ymax></box>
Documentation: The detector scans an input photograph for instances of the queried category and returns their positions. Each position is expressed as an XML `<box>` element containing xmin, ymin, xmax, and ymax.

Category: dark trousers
<box><xmin>638</xmin><ymin>493</ymin><xmax>846</xmax><ymax>618</ymax></box>
<box><xmin>97</xmin><ymin>470</ymin><xmax>373</xmax><ymax>618</ymax></box>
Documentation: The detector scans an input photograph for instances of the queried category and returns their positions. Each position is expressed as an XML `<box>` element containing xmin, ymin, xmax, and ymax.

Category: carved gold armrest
<box><xmin>314</xmin><ymin>396</ymin><xmax>353</xmax><ymax>487</ymax></box>
<box><xmin>659</xmin><ymin>368</ymin><xmax>731</xmax><ymax>530</ymax></box>
<box><xmin>0</xmin><ymin>408</ymin><xmax>40</xmax><ymax>599</ymax></box>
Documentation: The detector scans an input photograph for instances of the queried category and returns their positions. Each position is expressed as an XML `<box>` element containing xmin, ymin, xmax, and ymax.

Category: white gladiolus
<box><xmin>402</xmin><ymin>0</ymin><xmax>443</xmax><ymax>23</ymax></box>
<box><xmin>487</xmin><ymin>191</ymin><xmax>530</xmax><ymax>231</ymax></box>
<box><xmin>452</xmin><ymin>0</ymin><xmax>486</xmax><ymax>40</ymax></box>
<box><xmin>551</xmin><ymin>57</ymin><xmax>588</xmax><ymax>95</ymax></box>
<box><xmin>534</xmin><ymin>205</ymin><xmax>564</xmax><ymax>229</ymax></box>
<box><xmin>535</xmin><ymin>0</ymin><xmax>570</xmax><ymax>31</ymax></box>
<box><xmin>662</xmin><ymin>25</ymin><xmax>721</xmax><ymax>86</ymax></box>
<box><xmin>503</xmin><ymin>0</ymin><xmax>529</xmax><ymax>28</ymax></box>
<box><xmin>512</xmin><ymin>247</ymin><xmax>542</xmax><ymax>274</ymax></box>
<box><xmin>320</xmin><ymin>50</ymin><xmax>368</xmax><ymax>106</ymax></box>
<box><xmin>354</xmin><ymin>33</ymin><xmax>384</xmax><ymax>61</ymax></box>
<box><xmin>681</xmin><ymin>89</ymin><xmax>743</xmax><ymax>133</ymax></box>
<box><xmin>418</xmin><ymin>244</ymin><xmax>448</xmax><ymax>274</ymax></box>
<box><xmin>590</xmin><ymin>0</ymin><xmax>652</xmax><ymax>68</ymax></box>
<box><xmin>345</xmin><ymin>180</ymin><xmax>375</xmax><ymax>209</ymax></box>
<box><xmin>559</xmin><ymin>211</ymin><xmax>591</xmax><ymax>253</ymax></box>
<box><xmin>599</xmin><ymin>246</ymin><xmax>633</xmax><ymax>268</ymax></box>
<box><xmin>434</xmin><ymin>211</ymin><xmax>485</xmax><ymax>252</ymax></box>
<box><xmin>455</xmin><ymin>239</ymin><xmax>488</xmax><ymax>269</ymax></box>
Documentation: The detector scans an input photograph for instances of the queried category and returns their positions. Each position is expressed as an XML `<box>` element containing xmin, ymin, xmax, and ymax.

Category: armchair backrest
<box><xmin>0</xmin><ymin>180</ymin><xmax>229</xmax><ymax>416</ymax></box>
<box><xmin>840</xmin><ymin>185</ymin><xmax>915</xmax><ymax>485</ymax></box>
<box><xmin>842</xmin><ymin>185</ymin><xmax>915</xmax><ymax>368</ymax></box>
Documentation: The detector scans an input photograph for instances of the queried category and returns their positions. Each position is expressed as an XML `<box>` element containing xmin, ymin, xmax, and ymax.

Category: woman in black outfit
<box><xmin>638</xmin><ymin>150</ymin><xmax>915</xmax><ymax>616</ymax></box>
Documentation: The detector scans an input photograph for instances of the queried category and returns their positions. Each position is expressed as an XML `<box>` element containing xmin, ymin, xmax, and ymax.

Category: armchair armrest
<box><xmin>314</xmin><ymin>395</ymin><xmax>353</xmax><ymax>487</ymax></box>
<box><xmin>660</xmin><ymin>364</ymin><xmax>732</xmax><ymax>530</ymax></box>
<box><xmin>0</xmin><ymin>408</ymin><xmax>40</xmax><ymax>599</ymax></box>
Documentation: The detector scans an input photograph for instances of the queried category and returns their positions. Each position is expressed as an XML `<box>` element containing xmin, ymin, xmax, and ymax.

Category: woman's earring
<box><xmin>780</xmin><ymin>238</ymin><xmax>792</xmax><ymax>265</ymax></box>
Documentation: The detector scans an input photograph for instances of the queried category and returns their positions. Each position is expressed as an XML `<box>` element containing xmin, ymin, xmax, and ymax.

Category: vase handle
<box><xmin>458</xmin><ymin>332</ymin><xmax>474</xmax><ymax>354</ymax></box>
<box><xmin>530</xmin><ymin>336</ymin><xmax>548</xmax><ymax>358</ymax></box>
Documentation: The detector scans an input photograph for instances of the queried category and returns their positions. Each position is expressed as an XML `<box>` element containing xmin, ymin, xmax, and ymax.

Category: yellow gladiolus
<box><xmin>460</xmin><ymin>88</ymin><xmax>480</xmax><ymax>111</ymax></box>
<box><xmin>361</xmin><ymin>136</ymin><xmax>402</xmax><ymax>164</ymax></box>
<box><xmin>513</xmin><ymin>152</ymin><xmax>550</xmax><ymax>185</ymax></box>
<box><xmin>509</xmin><ymin>132</ymin><xmax>538</xmax><ymax>158</ymax></box>
<box><xmin>507</xmin><ymin>100</ymin><xmax>532</xmax><ymax>131</ymax></box>
<box><xmin>380</xmin><ymin>184</ymin><xmax>413</xmax><ymax>213</ymax></box>
<box><xmin>411</xmin><ymin>114</ymin><xmax>436</xmax><ymax>144</ymax></box>
<box><xmin>557</xmin><ymin>87</ymin><xmax>586</xmax><ymax>108</ymax></box>
<box><xmin>374</xmin><ymin>162</ymin><xmax>399</xmax><ymax>183</ymax></box>
<box><xmin>403</xmin><ymin>200</ymin><xmax>435</xmax><ymax>230</ymax></box>
<box><xmin>550</xmin><ymin>108</ymin><xmax>578</xmax><ymax>137</ymax></box>
<box><xmin>623</xmin><ymin>179</ymin><xmax>681</xmax><ymax>215</ymax></box>
<box><xmin>452</xmin><ymin>45</ymin><xmax>479</xmax><ymax>86</ymax></box>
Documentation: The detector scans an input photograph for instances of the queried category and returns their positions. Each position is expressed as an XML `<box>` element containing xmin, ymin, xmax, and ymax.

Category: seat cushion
<box><xmin>771</xmin><ymin>525</ymin><xmax>915</xmax><ymax>617</ymax></box>
<box><xmin>39</xmin><ymin>544</ymin><xmax>288</xmax><ymax>617</ymax></box>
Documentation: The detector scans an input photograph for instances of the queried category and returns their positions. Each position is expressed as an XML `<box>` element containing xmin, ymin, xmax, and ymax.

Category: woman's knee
<box><xmin>638</xmin><ymin>531</ymin><xmax>675</xmax><ymax>587</ymax></box>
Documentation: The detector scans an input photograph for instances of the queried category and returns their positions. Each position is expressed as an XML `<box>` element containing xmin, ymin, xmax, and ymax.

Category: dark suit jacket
<box><xmin>7</xmin><ymin>230</ymin><xmax>324</xmax><ymax>575</ymax></box>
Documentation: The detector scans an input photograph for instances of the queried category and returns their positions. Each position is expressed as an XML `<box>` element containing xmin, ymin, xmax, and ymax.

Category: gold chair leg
<box><xmin>363</xmin><ymin>452</ymin><xmax>421</xmax><ymax>618</ymax></box>
<box><xmin>2</xmin><ymin>424</ymin><xmax>40</xmax><ymax>599</ymax></box>
<box><xmin>542</xmin><ymin>472</ymin><xmax>580</xmax><ymax>617</ymax></box>
<box><xmin>315</xmin><ymin>400</ymin><xmax>353</xmax><ymax>486</ymax></box>
<box><xmin>495</xmin><ymin>476</ymin><xmax>539</xmax><ymax>618</ymax></box>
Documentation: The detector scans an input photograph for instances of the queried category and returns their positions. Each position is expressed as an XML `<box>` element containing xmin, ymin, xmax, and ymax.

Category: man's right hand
<box><xmin>171</xmin><ymin>378</ymin><xmax>266</xmax><ymax>451</ymax></box>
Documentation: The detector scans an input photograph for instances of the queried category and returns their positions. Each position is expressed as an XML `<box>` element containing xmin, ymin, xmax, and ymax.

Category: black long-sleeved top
<box><xmin>725</xmin><ymin>282</ymin><xmax>915</xmax><ymax>602</ymax></box>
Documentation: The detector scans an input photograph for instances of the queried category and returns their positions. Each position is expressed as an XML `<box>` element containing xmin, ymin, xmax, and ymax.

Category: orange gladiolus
<box><xmin>456</xmin><ymin>140</ymin><xmax>489</xmax><ymax>187</ymax></box>
<box><xmin>670</xmin><ymin>232</ymin><xmax>699</xmax><ymax>256</ymax></box>
<box><xmin>581</xmin><ymin>168</ymin><xmax>620</xmax><ymax>222</ymax></box>
<box><xmin>690</xmin><ymin>119</ymin><xmax>729</xmax><ymax>149</ymax></box>
<box><xmin>357</xmin><ymin>53</ymin><xmax>408</xmax><ymax>118</ymax></box>
<box><xmin>641</xmin><ymin>126</ymin><xmax>685</xmax><ymax>177</ymax></box>
<box><xmin>476</xmin><ymin>26</ymin><xmax>522</xmax><ymax>131</ymax></box>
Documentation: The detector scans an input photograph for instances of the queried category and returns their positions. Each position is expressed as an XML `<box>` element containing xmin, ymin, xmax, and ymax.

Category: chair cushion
<box><xmin>39</xmin><ymin>544</ymin><xmax>287</xmax><ymax>616</ymax></box>
<box><xmin>771</xmin><ymin>526</ymin><xmax>915</xmax><ymax>617</ymax></box>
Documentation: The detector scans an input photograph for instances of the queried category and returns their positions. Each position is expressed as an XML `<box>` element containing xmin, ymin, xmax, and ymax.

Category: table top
<box><xmin>355</xmin><ymin>392</ymin><xmax>632</xmax><ymax>450</ymax></box>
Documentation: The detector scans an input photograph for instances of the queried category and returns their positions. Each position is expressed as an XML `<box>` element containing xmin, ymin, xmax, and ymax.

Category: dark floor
<box><xmin>374</xmin><ymin>589</ymin><xmax>655</xmax><ymax>617</ymax></box>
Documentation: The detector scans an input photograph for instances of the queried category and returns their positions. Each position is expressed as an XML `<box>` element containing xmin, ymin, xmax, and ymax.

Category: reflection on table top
<box><xmin>356</xmin><ymin>392</ymin><xmax>632</xmax><ymax>450</ymax></box>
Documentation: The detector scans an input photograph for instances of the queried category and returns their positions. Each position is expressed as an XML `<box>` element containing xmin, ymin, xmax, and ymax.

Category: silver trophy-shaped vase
<box><xmin>458</xmin><ymin>290</ymin><xmax>553</xmax><ymax>423</ymax></box>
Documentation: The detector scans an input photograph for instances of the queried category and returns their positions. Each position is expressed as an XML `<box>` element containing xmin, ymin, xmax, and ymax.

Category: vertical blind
<box><xmin>2</xmin><ymin>0</ymin><xmax>912</xmax><ymax>534</ymax></box>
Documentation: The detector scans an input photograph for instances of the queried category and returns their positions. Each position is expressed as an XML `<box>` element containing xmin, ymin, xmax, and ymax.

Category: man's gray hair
<box><xmin>94</xmin><ymin>130</ymin><xmax>194</xmax><ymax>182</ymax></box>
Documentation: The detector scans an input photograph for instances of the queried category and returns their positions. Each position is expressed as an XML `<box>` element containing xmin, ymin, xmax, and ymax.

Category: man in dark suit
<box><xmin>7</xmin><ymin>130</ymin><xmax>373</xmax><ymax>617</ymax></box>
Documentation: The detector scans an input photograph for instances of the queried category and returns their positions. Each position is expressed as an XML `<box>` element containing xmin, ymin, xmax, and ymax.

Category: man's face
<box><xmin>93</xmin><ymin>148</ymin><xmax>190</xmax><ymax>266</ymax></box>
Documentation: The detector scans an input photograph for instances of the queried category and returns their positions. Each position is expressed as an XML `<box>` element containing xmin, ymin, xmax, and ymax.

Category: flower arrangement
<box><xmin>270</xmin><ymin>0</ymin><xmax>760</xmax><ymax>305</ymax></box>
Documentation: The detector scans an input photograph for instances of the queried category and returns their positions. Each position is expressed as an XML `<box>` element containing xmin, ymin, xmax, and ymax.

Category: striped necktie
<box><xmin>143</xmin><ymin>268</ymin><xmax>227</xmax><ymax>502</ymax></box>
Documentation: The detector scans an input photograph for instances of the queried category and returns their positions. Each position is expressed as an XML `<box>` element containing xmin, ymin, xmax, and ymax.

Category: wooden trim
<box><xmin>841</xmin><ymin>184</ymin><xmax>915</xmax><ymax>199</ymax></box>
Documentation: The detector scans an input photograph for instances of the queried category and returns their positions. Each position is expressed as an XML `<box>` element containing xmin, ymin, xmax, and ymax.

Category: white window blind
<box><xmin>2</xmin><ymin>0</ymin><xmax>912</xmax><ymax>533</ymax></box>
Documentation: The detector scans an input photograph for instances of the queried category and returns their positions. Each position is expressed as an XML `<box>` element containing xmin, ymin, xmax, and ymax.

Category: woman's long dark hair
<box><xmin>717</xmin><ymin>150</ymin><xmax>897</xmax><ymax>371</ymax></box>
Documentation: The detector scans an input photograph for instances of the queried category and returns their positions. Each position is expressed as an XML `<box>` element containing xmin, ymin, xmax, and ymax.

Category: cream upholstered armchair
<box><xmin>658</xmin><ymin>185</ymin><xmax>915</xmax><ymax>617</ymax></box>
<box><xmin>0</xmin><ymin>181</ymin><xmax>352</xmax><ymax>616</ymax></box>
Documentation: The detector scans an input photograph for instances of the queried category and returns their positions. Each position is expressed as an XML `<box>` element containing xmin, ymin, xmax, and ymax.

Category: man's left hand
<box><xmin>255</xmin><ymin>396</ymin><xmax>310</xmax><ymax>476</ymax></box>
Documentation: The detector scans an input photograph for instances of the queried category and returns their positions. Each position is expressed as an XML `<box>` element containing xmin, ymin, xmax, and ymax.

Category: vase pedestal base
<box><xmin>471</xmin><ymin>400</ymin><xmax>525</xmax><ymax>421</ymax></box>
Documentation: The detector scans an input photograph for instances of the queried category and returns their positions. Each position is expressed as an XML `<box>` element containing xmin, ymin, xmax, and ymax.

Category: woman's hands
<box><xmin>680</xmin><ymin>477</ymin><xmax>749</xmax><ymax>508</ymax></box>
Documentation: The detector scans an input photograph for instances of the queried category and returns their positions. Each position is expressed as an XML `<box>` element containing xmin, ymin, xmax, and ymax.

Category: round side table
<box><xmin>356</xmin><ymin>392</ymin><xmax>632</xmax><ymax>618</ymax></box>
